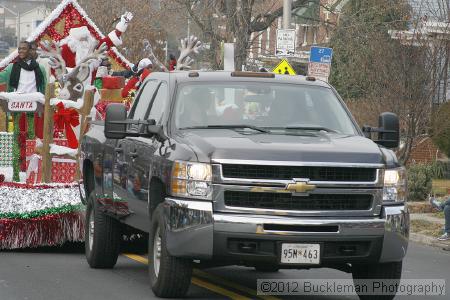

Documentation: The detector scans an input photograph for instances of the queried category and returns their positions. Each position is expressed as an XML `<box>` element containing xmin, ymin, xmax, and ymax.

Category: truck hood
<box><xmin>175</xmin><ymin>129</ymin><xmax>385</xmax><ymax>165</ymax></box>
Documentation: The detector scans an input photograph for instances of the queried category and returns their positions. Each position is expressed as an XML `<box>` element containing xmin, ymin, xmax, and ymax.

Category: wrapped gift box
<box><xmin>51</xmin><ymin>158</ymin><xmax>77</xmax><ymax>183</ymax></box>
<box><xmin>102</xmin><ymin>76</ymin><xmax>125</xmax><ymax>89</ymax></box>
<box><xmin>95</xmin><ymin>100</ymin><xmax>131</xmax><ymax>120</ymax></box>
<box><xmin>100</xmin><ymin>89</ymin><xmax>124</xmax><ymax>102</ymax></box>
<box><xmin>26</xmin><ymin>139</ymin><xmax>36</xmax><ymax>157</ymax></box>
<box><xmin>25</xmin><ymin>139</ymin><xmax>42</xmax><ymax>184</ymax></box>
<box><xmin>0</xmin><ymin>132</ymin><xmax>14</xmax><ymax>167</ymax></box>
<box><xmin>51</xmin><ymin>138</ymin><xmax>77</xmax><ymax>183</ymax></box>
<box><xmin>53</xmin><ymin>138</ymin><xmax>69</xmax><ymax>148</ymax></box>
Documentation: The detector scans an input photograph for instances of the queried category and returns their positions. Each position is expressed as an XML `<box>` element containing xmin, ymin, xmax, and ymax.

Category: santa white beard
<box><xmin>67</xmin><ymin>37</ymin><xmax>98</xmax><ymax>64</ymax></box>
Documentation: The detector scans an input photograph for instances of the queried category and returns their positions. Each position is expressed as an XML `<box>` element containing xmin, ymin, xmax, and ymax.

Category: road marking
<box><xmin>193</xmin><ymin>268</ymin><xmax>280</xmax><ymax>300</ymax></box>
<box><xmin>123</xmin><ymin>253</ymin><xmax>148</xmax><ymax>264</ymax></box>
<box><xmin>123</xmin><ymin>254</ymin><xmax>252</xmax><ymax>300</ymax></box>
<box><xmin>191</xmin><ymin>277</ymin><xmax>252</xmax><ymax>300</ymax></box>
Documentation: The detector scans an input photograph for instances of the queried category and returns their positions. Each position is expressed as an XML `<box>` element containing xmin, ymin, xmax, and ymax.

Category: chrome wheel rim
<box><xmin>88</xmin><ymin>209</ymin><xmax>94</xmax><ymax>251</ymax></box>
<box><xmin>153</xmin><ymin>226</ymin><xmax>161</xmax><ymax>277</ymax></box>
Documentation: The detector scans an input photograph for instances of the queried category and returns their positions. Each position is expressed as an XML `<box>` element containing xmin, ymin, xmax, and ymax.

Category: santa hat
<box><xmin>67</xmin><ymin>25</ymin><xmax>92</xmax><ymax>41</ymax></box>
<box><xmin>59</xmin><ymin>24</ymin><xmax>97</xmax><ymax>51</ymax></box>
<box><xmin>138</xmin><ymin>58</ymin><xmax>153</xmax><ymax>70</ymax></box>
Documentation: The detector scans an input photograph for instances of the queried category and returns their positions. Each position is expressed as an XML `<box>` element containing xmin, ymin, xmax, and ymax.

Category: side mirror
<box><xmin>105</xmin><ymin>104</ymin><xmax>127</xmax><ymax>139</ymax></box>
<box><xmin>376</xmin><ymin>112</ymin><xmax>399</xmax><ymax>148</ymax></box>
<box><xmin>147</xmin><ymin>119</ymin><xmax>168</xmax><ymax>141</ymax></box>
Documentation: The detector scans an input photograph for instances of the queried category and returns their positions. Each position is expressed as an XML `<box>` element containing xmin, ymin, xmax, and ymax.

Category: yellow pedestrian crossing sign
<box><xmin>272</xmin><ymin>59</ymin><xmax>296</xmax><ymax>75</ymax></box>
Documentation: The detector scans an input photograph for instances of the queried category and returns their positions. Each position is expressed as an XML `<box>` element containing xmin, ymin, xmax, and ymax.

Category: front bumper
<box><xmin>163</xmin><ymin>198</ymin><xmax>409</xmax><ymax>265</ymax></box>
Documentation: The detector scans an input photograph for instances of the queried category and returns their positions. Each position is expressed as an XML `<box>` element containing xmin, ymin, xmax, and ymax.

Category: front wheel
<box><xmin>352</xmin><ymin>261</ymin><xmax>403</xmax><ymax>300</ymax></box>
<box><xmin>85</xmin><ymin>193</ymin><xmax>121</xmax><ymax>268</ymax></box>
<box><xmin>148</xmin><ymin>205</ymin><xmax>193</xmax><ymax>298</ymax></box>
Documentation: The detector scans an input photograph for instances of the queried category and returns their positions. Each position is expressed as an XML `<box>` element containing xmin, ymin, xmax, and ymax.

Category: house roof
<box><xmin>0</xmin><ymin>0</ymin><xmax>131</xmax><ymax>71</ymax></box>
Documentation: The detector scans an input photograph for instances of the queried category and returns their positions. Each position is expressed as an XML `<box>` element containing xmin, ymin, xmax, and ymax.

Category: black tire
<box><xmin>148</xmin><ymin>205</ymin><xmax>193</xmax><ymax>298</ymax></box>
<box><xmin>85</xmin><ymin>193</ymin><xmax>121</xmax><ymax>268</ymax></box>
<box><xmin>254</xmin><ymin>265</ymin><xmax>280</xmax><ymax>272</ymax></box>
<box><xmin>352</xmin><ymin>261</ymin><xmax>403</xmax><ymax>300</ymax></box>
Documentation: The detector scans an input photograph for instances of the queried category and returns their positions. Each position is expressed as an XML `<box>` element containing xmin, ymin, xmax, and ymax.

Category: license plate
<box><xmin>280</xmin><ymin>243</ymin><xmax>320</xmax><ymax>264</ymax></box>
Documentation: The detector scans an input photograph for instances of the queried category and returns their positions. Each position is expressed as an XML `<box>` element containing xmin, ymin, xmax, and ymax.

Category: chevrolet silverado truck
<box><xmin>80</xmin><ymin>71</ymin><xmax>409</xmax><ymax>299</ymax></box>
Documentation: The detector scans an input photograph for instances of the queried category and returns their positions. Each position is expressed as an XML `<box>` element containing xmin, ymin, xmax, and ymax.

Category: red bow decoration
<box><xmin>53</xmin><ymin>102</ymin><xmax>80</xmax><ymax>149</ymax></box>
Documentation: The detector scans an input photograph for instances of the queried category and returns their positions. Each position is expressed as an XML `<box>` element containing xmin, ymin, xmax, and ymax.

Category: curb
<box><xmin>409</xmin><ymin>233</ymin><xmax>450</xmax><ymax>251</ymax></box>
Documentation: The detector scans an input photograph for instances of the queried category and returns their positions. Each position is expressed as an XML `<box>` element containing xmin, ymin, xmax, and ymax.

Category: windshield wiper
<box><xmin>180</xmin><ymin>125</ymin><xmax>270</xmax><ymax>133</ymax></box>
<box><xmin>282</xmin><ymin>126</ymin><xmax>338</xmax><ymax>133</ymax></box>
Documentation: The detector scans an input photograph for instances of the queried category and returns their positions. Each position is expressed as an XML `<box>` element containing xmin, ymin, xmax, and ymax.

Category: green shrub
<box><xmin>407</xmin><ymin>164</ymin><xmax>434</xmax><ymax>201</ymax></box>
<box><xmin>428</xmin><ymin>161</ymin><xmax>447</xmax><ymax>179</ymax></box>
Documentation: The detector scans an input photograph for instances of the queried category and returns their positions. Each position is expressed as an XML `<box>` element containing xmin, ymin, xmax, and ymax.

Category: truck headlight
<box><xmin>383</xmin><ymin>167</ymin><xmax>407</xmax><ymax>203</ymax></box>
<box><xmin>171</xmin><ymin>161</ymin><xmax>212</xmax><ymax>200</ymax></box>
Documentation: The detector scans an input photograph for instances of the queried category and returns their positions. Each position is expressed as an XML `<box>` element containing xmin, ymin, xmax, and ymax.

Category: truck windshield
<box><xmin>174</xmin><ymin>83</ymin><xmax>358</xmax><ymax>135</ymax></box>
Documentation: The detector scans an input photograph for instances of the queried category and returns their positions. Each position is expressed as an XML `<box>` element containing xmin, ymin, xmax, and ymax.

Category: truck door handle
<box><xmin>115</xmin><ymin>147</ymin><xmax>123</xmax><ymax>153</ymax></box>
<box><xmin>130</xmin><ymin>151</ymin><xmax>138</xmax><ymax>158</ymax></box>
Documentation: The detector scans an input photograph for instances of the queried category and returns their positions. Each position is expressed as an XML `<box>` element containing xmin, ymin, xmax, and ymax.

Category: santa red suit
<box><xmin>33</xmin><ymin>13</ymin><xmax>133</xmax><ymax>140</ymax></box>
<box><xmin>59</xmin><ymin>12</ymin><xmax>133</xmax><ymax>69</ymax></box>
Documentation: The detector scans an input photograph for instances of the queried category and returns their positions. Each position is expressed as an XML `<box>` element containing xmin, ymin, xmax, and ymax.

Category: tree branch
<box><xmin>183</xmin><ymin>0</ymin><xmax>224</xmax><ymax>42</ymax></box>
<box><xmin>250</xmin><ymin>0</ymin><xmax>316</xmax><ymax>33</ymax></box>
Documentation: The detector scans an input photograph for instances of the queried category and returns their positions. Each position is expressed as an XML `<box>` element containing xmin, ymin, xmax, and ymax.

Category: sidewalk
<box><xmin>408</xmin><ymin>201</ymin><xmax>449</xmax><ymax>250</ymax></box>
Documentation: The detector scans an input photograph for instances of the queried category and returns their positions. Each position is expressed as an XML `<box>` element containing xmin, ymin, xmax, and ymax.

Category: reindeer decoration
<box><xmin>142</xmin><ymin>35</ymin><xmax>202</xmax><ymax>72</ymax></box>
<box><xmin>175</xmin><ymin>36</ymin><xmax>202</xmax><ymax>70</ymax></box>
<box><xmin>33</xmin><ymin>40</ymin><xmax>108</xmax><ymax>182</ymax></box>
<box><xmin>39</xmin><ymin>40</ymin><xmax>108</xmax><ymax>101</ymax></box>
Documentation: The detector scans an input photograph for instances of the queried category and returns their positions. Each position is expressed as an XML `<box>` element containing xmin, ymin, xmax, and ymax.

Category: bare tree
<box><xmin>331</xmin><ymin>0</ymin><xmax>450</xmax><ymax>164</ymax></box>
<box><xmin>79</xmin><ymin>0</ymin><xmax>167</xmax><ymax>64</ymax></box>
<box><xmin>174</xmin><ymin>0</ymin><xmax>320</xmax><ymax>70</ymax></box>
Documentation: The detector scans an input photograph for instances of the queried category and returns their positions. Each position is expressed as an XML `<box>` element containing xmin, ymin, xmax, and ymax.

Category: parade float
<box><xmin>0</xmin><ymin>0</ymin><xmax>132</xmax><ymax>249</ymax></box>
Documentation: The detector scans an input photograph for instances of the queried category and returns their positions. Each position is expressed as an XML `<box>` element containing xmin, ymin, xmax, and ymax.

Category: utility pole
<box><xmin>283</xmin><ymin>0</ymin><xmax>292</xmax><ymax>29</ymax></box>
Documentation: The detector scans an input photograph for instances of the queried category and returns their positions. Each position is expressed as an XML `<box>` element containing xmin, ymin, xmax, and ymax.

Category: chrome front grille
<box><xmin>221</xmin><ymin>164</ymin><xmax>377</xmax><ymax>182</ymax></box>
<box><xmin>224</xmin><ymin>191</ymin><xmax>373</xmax><ymax>211</ymax></box>
<box><xmin>212</xmin><ymin>161</ymin><xmax>383</xmax><ymax>217</ymax></box>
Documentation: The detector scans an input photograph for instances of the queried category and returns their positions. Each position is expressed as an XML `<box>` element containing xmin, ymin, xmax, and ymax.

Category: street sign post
<box><xmin>272</xmin><ymin>59</ymin><xmax>296</xmax><ymax>75</ymax></box>
<box><xmin>308</xmin><ymin>46</ymin><xmax>333</xmax><ymax>81</ymax></box>
<box><xmin>275</xmin><ymin>29</ymin><xmax>296</xmax><ymax>57</ymax></box>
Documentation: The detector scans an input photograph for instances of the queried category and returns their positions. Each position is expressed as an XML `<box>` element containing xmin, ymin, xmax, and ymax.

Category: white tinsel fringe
<box><xmin>0</xmin><ymin>185</ymin><xmax>81</xmax><ymax>215</ymax></box>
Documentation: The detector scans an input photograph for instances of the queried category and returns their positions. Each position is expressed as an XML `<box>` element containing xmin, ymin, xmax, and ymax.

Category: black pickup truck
<box><xmin>80</xmin><ymin>71</ymin><xmax>409</xmax><ymax>299</ymax></box>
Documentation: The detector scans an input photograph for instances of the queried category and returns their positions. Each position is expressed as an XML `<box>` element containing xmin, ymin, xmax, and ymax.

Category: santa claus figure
<box><xmin>59</xmin><ymin>12</ymin><xmax>133</xmax><ymax>69</ymax></box>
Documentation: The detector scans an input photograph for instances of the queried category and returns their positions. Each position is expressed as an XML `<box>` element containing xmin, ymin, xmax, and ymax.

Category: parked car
<box><xmin>80</xmin><ymin>71</ymin><xmax>409</xmax><ymax>299</ymax></box>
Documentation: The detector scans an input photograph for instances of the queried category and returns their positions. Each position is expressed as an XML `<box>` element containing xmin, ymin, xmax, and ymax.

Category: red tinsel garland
<box><xmin>0</xmin><ymin>182</ymin><xmax>77</xmax><ymax>189</ymax></box>
<box><xmin>40</xmin><ymin>4</ymin><xmax>129</xmax><ymax>69</ymax></box>
<box><xmin>19</xmin><ymin>113</ymin><xmax>28</xmax><ymax>171</ymax></box>
<box><xmin>0</xmin><ymin>212</ymin><xmax>84</xmax><ymax>249</ymax></box>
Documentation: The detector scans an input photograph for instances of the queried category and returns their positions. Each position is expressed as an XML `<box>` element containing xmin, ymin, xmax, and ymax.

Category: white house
<box><xmin>18</xmin><ymin>5</ymin><xmax>52</xmax><ymax>41</ymax></box>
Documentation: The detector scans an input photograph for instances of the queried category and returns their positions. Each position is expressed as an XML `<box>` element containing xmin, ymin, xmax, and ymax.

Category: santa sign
<box><xmin>8</xmin><ymin>101</ymin><xmax>37</xmax><ymax>112</ymax></box>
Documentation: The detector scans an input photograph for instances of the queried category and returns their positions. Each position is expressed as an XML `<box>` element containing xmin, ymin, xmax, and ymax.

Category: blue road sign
<box><xmin>310</xmin><ymin>46</ymin><xmax>333</xmax><ymax>64</ymax></box>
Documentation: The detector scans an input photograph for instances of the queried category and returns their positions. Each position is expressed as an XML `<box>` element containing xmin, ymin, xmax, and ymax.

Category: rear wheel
<box><xmin>85</xmin><ymin>193</ymin><xmax>121</xmax><ymax>268</ymax></box>
<box><xmin>352</xmin><ymin>261</ymin><xmax>403</xmax><ymax>300</ymax></box>
<box><xmin>148</xmin><ymin>205</ymin><xmax>193</xmax><ymax>298</ymax></box>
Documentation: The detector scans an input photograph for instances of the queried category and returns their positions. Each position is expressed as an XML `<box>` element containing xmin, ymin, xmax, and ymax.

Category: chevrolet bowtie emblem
<box><xmin>286</xmin><ymin>181</ymin><xmax>316</xmax><ymax>193</ymax></box>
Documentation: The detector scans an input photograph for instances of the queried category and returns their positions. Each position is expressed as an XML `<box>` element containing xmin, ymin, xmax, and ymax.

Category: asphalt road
<box><xmin>0</xmin><ymin>242</ymin><xmax>449</xmax><ymax>300</ymax></box>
